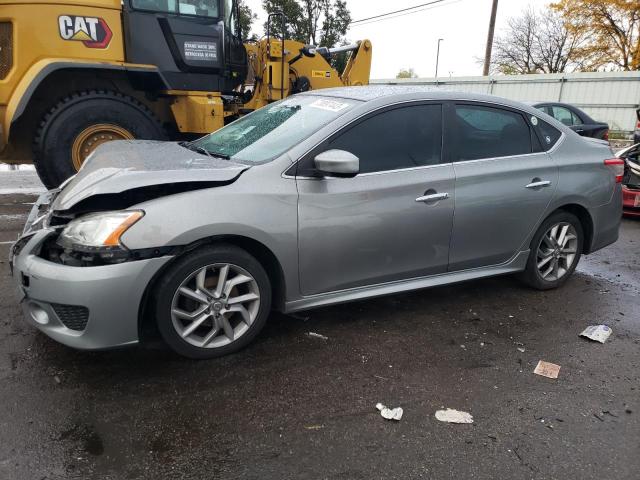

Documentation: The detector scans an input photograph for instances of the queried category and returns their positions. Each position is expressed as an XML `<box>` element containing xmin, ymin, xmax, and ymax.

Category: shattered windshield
<box><xmin>190</xmin><ymin>95</ymin><xmax>359</xmax><ymax>164</ymax></box>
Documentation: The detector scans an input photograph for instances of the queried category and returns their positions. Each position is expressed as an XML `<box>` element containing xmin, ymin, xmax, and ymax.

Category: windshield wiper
<box><xmin>179</xmin><ymin>141</ymin><xmax>230</xmax><ymax>160</ymax></box>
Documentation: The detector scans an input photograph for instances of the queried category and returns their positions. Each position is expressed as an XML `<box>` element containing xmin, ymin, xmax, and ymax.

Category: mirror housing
<box><xmin>314</xmin><ymin>149</ymin><xmax>359</xmax><ymax>177</ymax></box>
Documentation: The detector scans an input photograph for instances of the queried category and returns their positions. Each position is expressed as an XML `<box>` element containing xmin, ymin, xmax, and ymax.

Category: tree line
<box><xmin>492</xmin><ymin>0</ymin><xmax>640</xmax><ymax>74</ymax></box>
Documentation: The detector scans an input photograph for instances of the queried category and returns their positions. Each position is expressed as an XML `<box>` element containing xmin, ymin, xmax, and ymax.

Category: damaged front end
<box><xmin>18</xmin><ymin>140</ymin><xmax>251</xmax><ymax>267</ymax></box>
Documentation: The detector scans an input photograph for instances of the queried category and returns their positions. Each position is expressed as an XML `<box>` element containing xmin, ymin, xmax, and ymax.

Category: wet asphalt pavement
<box><xmin>0</xmin><ymin>171</ymin><xmax>639</xmax><ymax>479</ymax></box>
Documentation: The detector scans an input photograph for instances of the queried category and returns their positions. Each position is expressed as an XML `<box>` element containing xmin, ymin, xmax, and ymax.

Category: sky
<box><xmin>243</xmin><ymin>0</ymin><xmax>551</xmax><ymax>79</ymax></box>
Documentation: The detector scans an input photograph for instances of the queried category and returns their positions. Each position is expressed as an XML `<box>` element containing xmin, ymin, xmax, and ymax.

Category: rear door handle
<box><xmin>525</xmin><ymin>180</ymin><xmax>551</xmax><ymax>189</ymax></box>
<box><xmin>416</xmin><ymin>192</ymin><xmax>450</xmax><ymax>203</ymax></box>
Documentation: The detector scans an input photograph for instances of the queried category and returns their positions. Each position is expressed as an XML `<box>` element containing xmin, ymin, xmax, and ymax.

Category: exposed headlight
<box><xmin>58</xmin><ymin>210</ymin><xmax>144</xmax><ymax>252</ymax></box>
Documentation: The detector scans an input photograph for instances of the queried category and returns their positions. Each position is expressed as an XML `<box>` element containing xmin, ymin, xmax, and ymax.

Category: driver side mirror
<box><xmin>314</xmin><ymin>150</ymin><xmax>360</xmax><ymax>178</ymax></box>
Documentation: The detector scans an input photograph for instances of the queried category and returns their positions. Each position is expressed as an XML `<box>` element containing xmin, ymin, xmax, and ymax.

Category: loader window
<box><xmin>131</xmin><ymin>0</ymin><xmax>220</xmax><ymax>18</ymax></box>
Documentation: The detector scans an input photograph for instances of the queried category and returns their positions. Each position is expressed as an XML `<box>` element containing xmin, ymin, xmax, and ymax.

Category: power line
<box><xmin>351</xmin><ymin>0</ymin><xmax>447</xmax><ymax>24</ymax></box>
<box><xmin>350</xmin><ymin>0</ymin><xmax>463</xmax><ymax>27</ymax></box>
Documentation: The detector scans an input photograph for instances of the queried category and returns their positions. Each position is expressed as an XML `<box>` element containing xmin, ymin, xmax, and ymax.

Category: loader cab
<box><xmin>122</xmin><ymin>0</ymin><xmax>247</xmax><ymax>93</ymax></box>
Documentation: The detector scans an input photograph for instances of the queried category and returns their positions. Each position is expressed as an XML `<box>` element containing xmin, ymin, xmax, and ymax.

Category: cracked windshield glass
<box><xmin>191</xmin><ymin>96</ymin><xmax>358</xmax><ymax>163</ymax></box>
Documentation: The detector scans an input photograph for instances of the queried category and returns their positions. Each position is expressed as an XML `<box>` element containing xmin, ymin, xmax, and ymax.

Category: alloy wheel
<box><xmin>170</xmin><ymin>263</ymin><xmax>260</xmax><ymax>349</ymax></box>
<box><xmin>536</xmin><ymin>222</ymin><xmax>578</xmax><ymax>282</ymax></box>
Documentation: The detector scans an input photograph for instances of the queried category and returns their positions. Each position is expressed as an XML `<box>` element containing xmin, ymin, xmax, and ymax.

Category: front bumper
<box><xmin>11</xmin><ymin>228</ymin><xmax>172</xmax><ymax>351</ymax></box>
<box><xmin>622</xmin><ymin>185</ymin><xmax>640</xmax><ymax>217</ymax></box>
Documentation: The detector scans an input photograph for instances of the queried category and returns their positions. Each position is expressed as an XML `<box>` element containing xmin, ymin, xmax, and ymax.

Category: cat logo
<box><xmin>58</xmin><ymin>15</ymin><xmax>113</xmax><ymax>49</ymax></box>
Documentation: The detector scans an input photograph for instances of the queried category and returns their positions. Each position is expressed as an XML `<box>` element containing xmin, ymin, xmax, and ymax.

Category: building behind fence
<box><xmin>372</xmin><ymin>71</ymin><xmax>640</xmax><ymax>135</ymax></box>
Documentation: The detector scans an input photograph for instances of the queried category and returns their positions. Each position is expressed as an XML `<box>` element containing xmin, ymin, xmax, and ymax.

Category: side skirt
<box><xmin>284</xmin><ymin>250</ymin><xmax>530</xmax><ymax>313</ymax></box>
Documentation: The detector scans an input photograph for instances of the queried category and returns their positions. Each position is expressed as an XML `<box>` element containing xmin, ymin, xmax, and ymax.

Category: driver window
<box><xmin>131</xmin><ymin>0</ymin><xmax>220</xmax><ymax>17</ymax></box>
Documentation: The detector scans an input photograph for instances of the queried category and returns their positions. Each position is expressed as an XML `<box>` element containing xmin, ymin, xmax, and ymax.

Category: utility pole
<box><xmin>482</xmin><ymin>0</ymin><xmax>499</xmax><ymax>76</ymax></box>
<box><xmin>435</xmin><ymin>38</ymin><xmax>443</xmax><ymax>78</ymax></box>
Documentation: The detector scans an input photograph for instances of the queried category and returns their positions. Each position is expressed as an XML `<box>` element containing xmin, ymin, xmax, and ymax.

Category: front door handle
<box><xmin>525</xmin><ymin>180</ymin><xmax>551</xmax><ymax>189</ymax></box>
<box><xmin>416</xmin><ymin>192</ymin><xmax>450</xmax><ymax>203</ymax></box>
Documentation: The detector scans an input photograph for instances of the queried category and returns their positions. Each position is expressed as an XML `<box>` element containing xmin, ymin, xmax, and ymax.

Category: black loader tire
<box><xmin>33</xmin><ymin>90</ymin><xmax>167</xmax><ymax>188</ymax></box>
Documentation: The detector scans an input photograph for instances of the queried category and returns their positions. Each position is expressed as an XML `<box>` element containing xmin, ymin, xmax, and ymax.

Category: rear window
<box><xmin>533</xmin><ymin>117</ymin><xmax>562</xmax><ymax>151</ymax></box>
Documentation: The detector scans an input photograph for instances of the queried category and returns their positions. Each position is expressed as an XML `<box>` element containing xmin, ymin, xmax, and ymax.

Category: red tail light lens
<box><xmin>603</xmin><ymin>129</ymin><xmax>609</xmax><ymax>141</ymax></box>
<box><xmin>636</xmin><ymin>120</ymin><xmax>640</xmax><ymax>129</ymax></box>
<box><xmin>604</xmin><ymin>158</ymin><xmax>625</xmax><ymax>183</ymax></box>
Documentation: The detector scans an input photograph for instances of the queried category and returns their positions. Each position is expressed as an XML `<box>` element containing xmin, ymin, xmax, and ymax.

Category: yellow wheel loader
<box><xmin>0</xmin><ymin>0</ymin><xmax>372</xmax><ymax>187</ymax></box>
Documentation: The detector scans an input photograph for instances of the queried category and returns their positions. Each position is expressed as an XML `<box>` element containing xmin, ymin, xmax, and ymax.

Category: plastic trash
<box><xmin>306</xmin><ymin>332</ymin><xmax>328</xmax><ymax>341</ymax></box>
<box><xmin>376</xmin><ymin>403</ymin><xmax>403</xmax><ymax>421</ymax></box>
<box><xmin>435</xmin><ymin>408</ymin><xmax>473</xmax><ymax>424</ymax></box>
<box><xmin>534</xmin><ymin>360</ymin><xmax>561</xmax><ymax>379</ymax></box>
<box><xmin>580</xmin><ymin>325</ymin><xmax>612</xmax><ymax>344</ymax></box>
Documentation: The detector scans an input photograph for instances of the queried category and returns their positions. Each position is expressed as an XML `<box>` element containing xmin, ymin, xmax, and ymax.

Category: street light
<box><xmin>435</xmin><ymin>38</ymin><xmax>444</xmax><ymax>78</ymax></box>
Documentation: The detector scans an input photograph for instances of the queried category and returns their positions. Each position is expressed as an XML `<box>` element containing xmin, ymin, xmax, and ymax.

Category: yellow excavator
<box><xmin>0</xmin><ymin>0</ymin><xmax>372</xmax><ymax>187</ymax></box>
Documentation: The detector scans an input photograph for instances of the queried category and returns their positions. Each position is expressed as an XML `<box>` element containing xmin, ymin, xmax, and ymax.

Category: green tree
<box><xmin>238</xmin><ymin>0</ymin><xmax>258</xmax><ymax>42</ymax></box>
<box><xmin>262</xmin><ymin>0</ymin><xmax>351</xmax><ymax>47</ymax></box>
<box><xmin>396</xmin><ymin>68</ymin><xmax>418</xmax><ymax>79</ymax></box>
<box><xmin>552</xmin><ymin>0</ymin><xmax>640</xmax><ymax>71</ymax></box>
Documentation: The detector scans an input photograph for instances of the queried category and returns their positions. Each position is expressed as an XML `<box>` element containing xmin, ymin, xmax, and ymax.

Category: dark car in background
<box><xmin>533</xmin><ymin>102</ymin><xmax>609</xmax><ymax>141</ymax></box>
<box><xmin>634</xmin><ymin>108</ymin><xmax>639</xmax><ymax>145</ymax></box>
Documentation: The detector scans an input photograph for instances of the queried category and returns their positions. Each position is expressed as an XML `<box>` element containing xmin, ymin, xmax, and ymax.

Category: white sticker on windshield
<box><xmin>531</xmin><ymin>116</ymin><xmax>539</xmax><ymax>126</ymax></box>
<box><xmin>309</xmin><ymin>99</ymin><xmax>350</xmax><ymax>112</ymax></box>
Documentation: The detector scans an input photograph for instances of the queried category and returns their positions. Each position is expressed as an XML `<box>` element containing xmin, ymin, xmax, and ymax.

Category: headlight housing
<box><xmin>57</xmin><ymin>210</ymin><xmax>144</xmax><ymax>253</ymax></box>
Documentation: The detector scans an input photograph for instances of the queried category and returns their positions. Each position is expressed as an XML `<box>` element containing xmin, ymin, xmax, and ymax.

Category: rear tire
<box><xmin>33</xmin><ymin>90</ymin><xmax>167</xmax><ymax>188</ymax></box>
<box><xmin>153</xmin><ymin>245</ymin><xmax>272</xmax><ymax>359</ymax></box>
<box><xmin>520</xmin><ymin>211</ymin><xmax>584</xmax><ymax>290</ymax></box>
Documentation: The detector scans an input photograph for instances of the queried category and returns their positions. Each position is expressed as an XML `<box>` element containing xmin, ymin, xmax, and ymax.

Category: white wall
<box><xmin>372</xmin><ymin>71</ymin><xmax>640</xmax><ymax>133</ymax></box>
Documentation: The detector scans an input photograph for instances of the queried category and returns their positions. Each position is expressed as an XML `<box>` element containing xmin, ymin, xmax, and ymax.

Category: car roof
<box><xmin>301</xmin><ymin>85</ymin><xmax>543</xmax><ymax>114</ymax></box>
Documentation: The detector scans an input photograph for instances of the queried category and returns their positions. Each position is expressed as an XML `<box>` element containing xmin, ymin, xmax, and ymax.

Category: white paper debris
<box><xmin>534</xmin><ymin>360</ymin><xmax>561</xmax><ymax>379</ymax></box>
<box><xmin>517</xmin><ymin>347</ymin><xmax>526</xmax><ymax>353</ymax></box>
<box><xmin>580</xmin><ymin>325</ymin><xmax>612</xmax><ymax>344</ymax></box>
<box><xmin>376</xmin><ymin>403</ymin><xmax>403</xmax><ymax>421</ymax></box>
<box><xmin>306</xmin><ymin>332</ymin><xmax>328</xmax><ymax>341</ymax></box>
<box><xmin>435</xmin><ymin>408</ymin><xmax>473</xmax><ymax>424</ymax></box>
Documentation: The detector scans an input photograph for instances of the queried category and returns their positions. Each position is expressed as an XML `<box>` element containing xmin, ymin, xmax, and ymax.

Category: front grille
<box><xmin>0</xmin><ymin>23</ymin><xmax>13</xmax><ymax>80</ymax></box>
<box><xmin>51</xmin><ymin>304</ymin><xmax>89</xmax><ymax>331</ymax></box>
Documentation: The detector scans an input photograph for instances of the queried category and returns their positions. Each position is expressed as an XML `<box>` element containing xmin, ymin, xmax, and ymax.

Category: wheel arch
<box><xmin>4</xmin><ymin>60</ymin><xmax>170</xmax><ymax>163</ymax></box>
<box><xmin>554</xmin><ymin>203</ymin><xmax>594</xmax><ymax>254</ymax></box>
<box><xmin>138</xmin><ymin>235</ymin><xmax>288</xmax><ymax>343</ymax></box>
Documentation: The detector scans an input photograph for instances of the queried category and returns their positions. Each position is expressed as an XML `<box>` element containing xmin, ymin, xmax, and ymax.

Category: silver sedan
<box><xmin>11</xmin><ymin>86</ymin><xmax>623</xmax><ymax>358</ymax></box>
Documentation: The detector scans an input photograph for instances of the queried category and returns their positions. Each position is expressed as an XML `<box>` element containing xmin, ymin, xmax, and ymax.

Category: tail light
<box><xmin>603</xmin><ymin>129</ymin><xmax>609</xmax><ymax>141</ymax></box>
<box><xmin>636</xmin><ymin>120</ymin><xmax>640</xmax><ymax>130</ymax></box>
<box><xmin>604</xmin><ymin>158</ymin><xmax>624</xmax><ymax>183</ymax></box>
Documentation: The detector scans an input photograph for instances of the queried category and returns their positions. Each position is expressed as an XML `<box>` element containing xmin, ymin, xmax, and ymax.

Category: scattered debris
<box><xmin>53</xmin><ymin>375</ymin><xmax>61</xmax><ymax>384</ymax></box>
<box><xmin>593</xmin><ymin>413</ymin><xmax>605</xmax><ymax>422</ymax></box>
<box><xmin>517</xmin><ymin>347</ymin><xmax>526</xmax><ymax>353</ymax></box>
<box><xmin>533</xmin><ymin>361</ymin><xmax>561</xmax><ymax>379</ymax></box>
<box><xmin>373</xmin><ymin>374</ymin><xmax>389</xmax><ymax>381</ymax></box>
<box><xmin>306</xmin><ymin>332</ymin><xmax>328</xmax><ymax>341</ymax></box>
<box><xmin>435</xmin><ymin>408</ymin><xmax>473</xmax><ymax>424</ymax></box>
<box><xmin>580</xmin><ymin>325</ymin><xmax>612</xmax><ymax>344</ymax></box>
<box><xmin>304</xmin><ymin>425</ymin><xmax>324</xmax><ymax>430</ymax></box>
<box><xmin>376</xmin><ymin>403</ymin><xmax>403</xmax><ymax>421</ymax></box>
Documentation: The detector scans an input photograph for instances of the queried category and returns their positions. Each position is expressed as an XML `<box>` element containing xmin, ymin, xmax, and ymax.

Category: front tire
<box><xmin>520</xmin><ymin>211</ymin><xmax>584</xmax><ymax>290</ymax></box>
<box><xmin>153</xmin><ymin>245</ymin><xmax>272</xmax><ymax>359</ymax></box>
<box><xmin>33</xmin><ymin>90</ymin><xmax>167</xmax><ymax>188</ymax></box>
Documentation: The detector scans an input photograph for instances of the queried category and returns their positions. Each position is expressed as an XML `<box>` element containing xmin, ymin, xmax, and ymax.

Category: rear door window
<box><xmin>550</xmin><ymin>106</ymin><xmax>581</xmax><ymax>126</ymax></box>
<box><xmin>327</xmin><ymin>104</ymin><xmax>443</xmax><ymax>173</ymax></box>
<box><xmin>450</xmin><ymin>104</ymin><xmax>532</xmax><ymax>161</ymax></box>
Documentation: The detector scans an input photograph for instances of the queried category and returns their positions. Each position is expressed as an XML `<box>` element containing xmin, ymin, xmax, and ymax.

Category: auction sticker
<box><xmin>184</xmin><ymin>41</ymin><xmax>218</xmax><ymax>61</ymax></box>
<box><xmin>309</xmin><ymin>99</ymin><xmax>350</xmax><ymax>112</ymax></box>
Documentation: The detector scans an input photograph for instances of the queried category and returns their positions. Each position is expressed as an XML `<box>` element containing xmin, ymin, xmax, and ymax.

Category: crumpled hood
<box><xmin>53</xmin><ymin>140</ymin><xmax>249</xmax><ymax>211</ymax></box>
